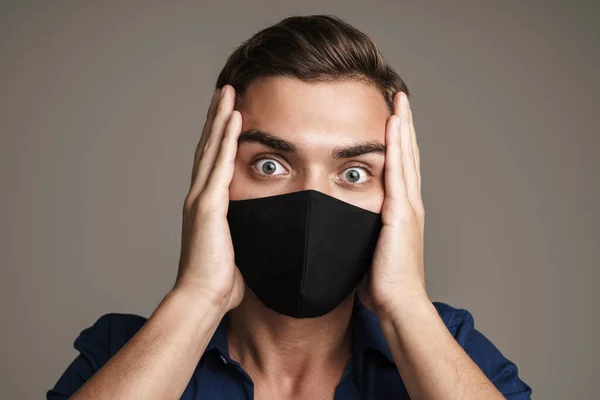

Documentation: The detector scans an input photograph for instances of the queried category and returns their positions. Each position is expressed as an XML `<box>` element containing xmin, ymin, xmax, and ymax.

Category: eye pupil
<box><xmin>346</xmin><ymin>169</ymin><xmax>360</xmax><ymax>183</ymax></box>
<box><xmin>262</xmin><ymin>161</ymin><xmax>277</xmax><ymax>175</ymax></box>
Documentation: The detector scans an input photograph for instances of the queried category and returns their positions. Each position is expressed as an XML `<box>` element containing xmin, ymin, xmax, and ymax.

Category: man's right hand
<box><xmin>174</xmin><ymin>84</ymin><xmax>245</xmax><ymax>314</ymax></box>
<box><xmin>69</xmin><ymin>86</ymin><xmax>245</xmax><ymax>400</ymax></box>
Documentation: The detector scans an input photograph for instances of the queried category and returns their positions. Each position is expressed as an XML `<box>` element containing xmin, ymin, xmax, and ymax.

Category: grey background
<box><xmin>1</xmin><ymin>1</ymin><xmax>598</xmax><ymax>398</ymax></box>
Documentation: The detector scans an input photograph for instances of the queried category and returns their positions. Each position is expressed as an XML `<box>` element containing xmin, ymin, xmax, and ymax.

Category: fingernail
<box><xmin>220</xmin><ymin>86</ymin><xmax>227</xmax><ymax>98</ymax></box>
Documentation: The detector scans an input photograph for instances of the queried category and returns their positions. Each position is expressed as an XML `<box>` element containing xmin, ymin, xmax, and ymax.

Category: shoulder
<box><xmin>47</xmin><ymin>313</ymin><xmax>148</xmax><ymax>399</ymax></box>
<box><xmin>73</xmin><ymin>313</ymin><xmax>148</xmax><ymax>364</ymax></box>
<box><xmin>72</xmin><ymin>313</ymin><xmax>148</xmax><ymax>369</ymax></box>
<box><xmin>432</xmin><ymin>302</ymin><xmax>532</xmax><ymax>398</ymax></box>
<box><xmin>432</xmin><ymin>301</ymin><xmax>475</xmax><ymax>334</ymax></box>
<box><xmin>80</xmin><ymin>312</ymin><xmax>148</xmax><ymax>337</ymax></box>
<box><xmin>432</xmin><ymin>301</ymin><xmax>500</xmax><ymax>360</ymax></box>
<box><xmin>74</xmin><ymin>312</ymin><xmax>148</xmax><ymax>357</ymax></box>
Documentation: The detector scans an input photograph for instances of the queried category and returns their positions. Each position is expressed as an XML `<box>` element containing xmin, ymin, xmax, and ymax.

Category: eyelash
<box><xmin>250</xmin><ymin>156</ymin><xmax>374</xmax><ymax>186</ymax></box>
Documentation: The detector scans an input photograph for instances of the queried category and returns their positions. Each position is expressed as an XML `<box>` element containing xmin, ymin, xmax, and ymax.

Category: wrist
<box><xmin>376</xmin><ymin>292</ymin><xmax>434</xmax><ymax>325</ymax></box>
<box><xmin>167</xmin><ymin>284</ymin><xmax>229</xmax><ymax>320</ymax></box>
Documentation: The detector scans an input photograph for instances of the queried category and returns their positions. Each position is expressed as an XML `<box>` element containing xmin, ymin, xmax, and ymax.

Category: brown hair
<box><xmin>215</xmin><ymin>14</ymin><xmax>409</xmax><ymax>115</ymax></box>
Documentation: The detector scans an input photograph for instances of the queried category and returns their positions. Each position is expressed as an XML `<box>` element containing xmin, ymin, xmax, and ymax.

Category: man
<box><xmin>47</xmin><ymin>15</ymin><xmax>532</xmax><ymax>399</ymax></box>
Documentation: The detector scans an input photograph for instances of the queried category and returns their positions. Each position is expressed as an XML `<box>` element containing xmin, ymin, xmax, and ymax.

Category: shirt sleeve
<box><xmin>46</xmin><ymin>313</ymin><xmax>147</xmax><ymax>399</ymax></box>
<box><xmin>435</xmin><ymin>302</ymin><xmax>533</xmax><ymax>399</ymax></box>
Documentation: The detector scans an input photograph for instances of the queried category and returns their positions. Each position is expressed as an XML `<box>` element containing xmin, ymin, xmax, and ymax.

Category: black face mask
<box><xmin>226</xmin><ymin>190</ymin><xmax>382</xmax><ymax>318</ymax></box>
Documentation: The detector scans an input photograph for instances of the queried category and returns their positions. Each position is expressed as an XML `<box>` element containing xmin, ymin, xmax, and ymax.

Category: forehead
<box><xmin>238</xmin><ymin>76</ymin><xmax>390</xmax><ymax>146</ymax></box>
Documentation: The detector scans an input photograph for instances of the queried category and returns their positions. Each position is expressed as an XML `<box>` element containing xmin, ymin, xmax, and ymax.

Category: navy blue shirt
<box><xmin>47</xmin><ymin>296</ymin><xmax>532</xmax><ymax>399</ymax></box>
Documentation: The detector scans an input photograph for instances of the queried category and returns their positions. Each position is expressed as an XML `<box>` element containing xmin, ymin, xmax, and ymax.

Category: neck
<box><xmin>226</xmin><ymin>290</ymin><xmax>355</xmax><ymax>384</ymax></box>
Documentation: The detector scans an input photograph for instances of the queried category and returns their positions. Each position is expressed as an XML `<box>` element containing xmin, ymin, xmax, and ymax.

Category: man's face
<box><xmin>230</xmin><ymin>76</ymin><xmax>390</xmax><ymax>213</ymax></box>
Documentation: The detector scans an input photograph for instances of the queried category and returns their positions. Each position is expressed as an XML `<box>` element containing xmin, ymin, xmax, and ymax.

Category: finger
<box><xmin>393</xmin><ymin>92</ymin><xmax>420</xmax><ymax>204</ymax></box>
<box><xmin>406</xmin><ymin>96</ymin><xmax>421</xmax><ymax>191</ymax></box>
<box><xmin>191</xmin><ymin>88</ymin><xmax>221</xmax><ymax>185</ymax></box>
<box><xmin>399</xmin><ymin>93</ymin><xmax>422</xmax><ymax>214</ymax></box>
<box><xmin>203</xmin><ymin>110</ymin><xmax>242</xmax><ymax>198</ymax></box>
<box><xmin>188</xmin><ymin>85</ymin><xmax>235</xmax><ymax>204</ymax></box>
<box><xmin>384</xmin><ymin>114</ymin><xmax>409</xmax><ymax>205</ymax></box>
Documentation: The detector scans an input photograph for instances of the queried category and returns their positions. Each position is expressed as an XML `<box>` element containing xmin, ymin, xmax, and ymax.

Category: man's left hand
<box><xmin>358</xmin><ymin>91</ymin><xmax>427</xmax><ymax>321</ymax></box>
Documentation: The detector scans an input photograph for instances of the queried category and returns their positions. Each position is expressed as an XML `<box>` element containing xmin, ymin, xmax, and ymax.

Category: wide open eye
<box><xmin>341</xmin><ymin>167</ymin><xmax>369</xmax><ymax>184</ymax></box>
<box><xmin>253</xmin><ymin>158</ymin><xmax>287</xmax><ymax>176</ymax></box>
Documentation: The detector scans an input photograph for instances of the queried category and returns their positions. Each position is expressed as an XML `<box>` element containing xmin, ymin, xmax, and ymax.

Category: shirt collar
<box><xmin>205</xmin><ymin>293</ymin><xmax>395</xmax><ymax>365</ymax></box>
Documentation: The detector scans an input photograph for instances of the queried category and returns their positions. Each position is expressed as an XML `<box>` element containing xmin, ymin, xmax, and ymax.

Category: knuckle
<box><xmin>203</xmin><ymin>138</ymin><xmax>213</xmax><ymax>154</ymax></box>
<box><xmin>183</xmin><ymin>194</ymin><xmax>196</xmax><ymax>214</ymax></box>
<box><xmin>195</xmin><ymin>193</ymin><xmax>216</xmax><ymax>214</ymax></box>
<box><xmin>194</xmin><ymin>199</ymin><xmax>210</xmax><ymax>216</ymax></box>
<box><xmin>416</xmin><ymin>204</ymin><xmax>425</xmax><ymax>215</ymax></box>
<box><xmin>414</xmin><ymin>207</ymin><xmax>425</xmax><ymax>221</ymax></box>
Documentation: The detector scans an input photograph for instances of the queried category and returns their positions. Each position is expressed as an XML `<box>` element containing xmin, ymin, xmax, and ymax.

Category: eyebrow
<box><xmin>239</xmin><ymin>129</ymin><xmax>297</xmax><ymax>152</ymax></box>
<box><xmin>331</xmin><ymin>141</ymin><xmax>386</xmax><ymax>159</ymax></box>
<box><xmin>239</xmin><ymin>128</ymin><xmax>385</xmax><ymax>159</ymax></box>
